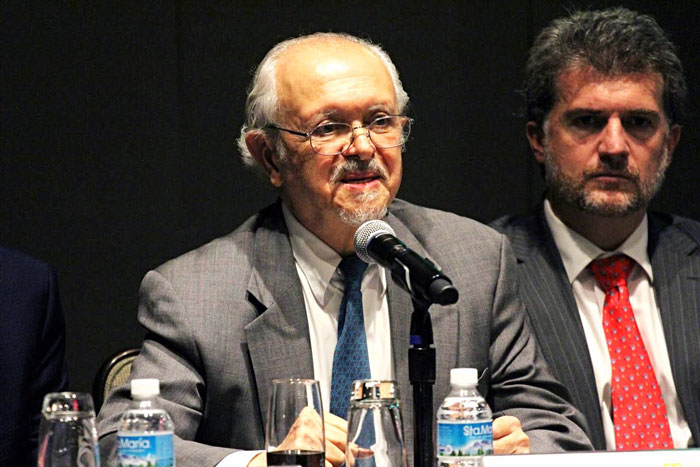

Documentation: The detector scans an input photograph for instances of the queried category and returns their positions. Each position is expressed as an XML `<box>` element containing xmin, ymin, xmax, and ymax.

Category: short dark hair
<box><xmin>525</xmin><ymin>7</ymin><xmax>686</xmax><ymax>127</ymax></box>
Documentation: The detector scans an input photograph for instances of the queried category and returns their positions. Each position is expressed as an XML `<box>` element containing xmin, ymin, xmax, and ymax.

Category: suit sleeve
<box><xmin>487</xmin><ymin>236</ymin><xmax>593</xmax><ymax>452</ymax></box>
<box><xmin>96</xmin><ymin>270</ymin><xmax>235</xmax><ymax>465</ymax></box>
<box><xmin>26</xmin><ymin>265</ymin><xmax>69</xmax><ymax>463</ymax></box>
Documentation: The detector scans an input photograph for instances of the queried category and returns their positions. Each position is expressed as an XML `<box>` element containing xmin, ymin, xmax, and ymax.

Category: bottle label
<box><xmin>117</xmin><ymin>432</ymin><xmax>175</xmax><ymax>467</ymax></box>
<box><xmin>437</xmin><ymin>420</ymin><xmax>493</xmax><ymax>458</ymax></box>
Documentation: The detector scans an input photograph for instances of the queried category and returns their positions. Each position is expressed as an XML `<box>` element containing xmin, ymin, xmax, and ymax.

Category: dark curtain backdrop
<box><xmin>2</xmin><ymin>1</ymin><xmax>698</xmax><ymax>391</ymax></box>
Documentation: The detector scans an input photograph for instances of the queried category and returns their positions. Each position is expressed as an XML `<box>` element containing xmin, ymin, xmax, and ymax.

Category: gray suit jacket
<box><xmin>97</xmin><ymin>199</ymin><xmax>591</xmax><ymax>465</ymax></box>
<box><xmin>491</xmin><ymin>206</ymin><xmax>700</xmax><ymax>450</ymax></box>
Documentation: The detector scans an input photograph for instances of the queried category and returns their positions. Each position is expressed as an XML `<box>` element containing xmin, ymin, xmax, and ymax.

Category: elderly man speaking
<box><xmin>96</xmin><ymin>32</ymin><xmax>591</xmax><ymax>465</ymax></box>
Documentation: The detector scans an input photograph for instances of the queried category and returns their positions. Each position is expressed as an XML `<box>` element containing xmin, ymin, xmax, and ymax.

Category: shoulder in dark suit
<box><xmin>491</xmin><ymin>208</ymin><xmax>700</xmax><ymax>449</ymax></box>
<box><xmin>0</xmin><ymin>246</ymin><xmax>68</xmax><ymax>465</ymax></box>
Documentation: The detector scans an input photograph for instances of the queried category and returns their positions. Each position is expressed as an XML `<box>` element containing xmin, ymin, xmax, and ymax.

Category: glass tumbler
<box><xmin>346</xmin><ymin>380</ymin><xmax>407</xmax><ymax>467</ymax></box>
<box><xmin>266</xmin><ymin>378</ymin><xmax>325</xmax><ymax>467</ymax></box>
<box><xmin>37</xmin><ymin>392</ymin><xmax>100</xmax><ymax>467</ymax></box>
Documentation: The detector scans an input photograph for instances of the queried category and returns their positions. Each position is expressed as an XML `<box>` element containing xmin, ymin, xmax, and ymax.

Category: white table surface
<box><xmin>482</xmin><ymin>448</ymin><xmax>700</xmax><ymax>467</ymax></box>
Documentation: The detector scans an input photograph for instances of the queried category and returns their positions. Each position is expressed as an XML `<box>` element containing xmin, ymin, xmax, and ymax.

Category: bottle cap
<box><xmin>450</xmin><ymin>368</ymin><xmax>478</xmax><ymax>387</ymax></box>
<box><xmin>131</xmin><ymin>378</ymin><xmax>160</xmax><ymax>398</ymax></box>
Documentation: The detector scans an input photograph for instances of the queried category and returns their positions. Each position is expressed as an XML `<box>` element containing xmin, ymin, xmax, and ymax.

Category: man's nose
<box><xmin>344</xmin><ymin>126</ymin><xmax>375</xmax><ymax>160</ymax></box>
<box><xmin>598</xmin><ymin>117</ymin><xmax>629</xmax><ymax>157</ymax></box>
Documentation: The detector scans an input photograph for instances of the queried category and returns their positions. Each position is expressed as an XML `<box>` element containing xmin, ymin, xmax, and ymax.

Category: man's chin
<box><xmin>333</xmin><ymin>189</ymin><xmax>392</xmax><ymax>225</ymax></box>
<box><xmin>335</xmin><ymin>202</ymin><xmax>389</xmax><ymax>227</ymax></box>
<box><xmin>579</xmin><ymin>191</ymin><xmax>641</xmax><ymax>217</ymax></box>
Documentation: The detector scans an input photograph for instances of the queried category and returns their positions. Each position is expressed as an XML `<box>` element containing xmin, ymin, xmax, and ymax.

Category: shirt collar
<box><xmin>543</xmin><ymin>199</ymin><xmax>653</xmax><ymax>284</ymax></box>
<box><xmin>281</xmin><ymin>203</ymin><xmax>387</xmax><ymax>306</ymax></box>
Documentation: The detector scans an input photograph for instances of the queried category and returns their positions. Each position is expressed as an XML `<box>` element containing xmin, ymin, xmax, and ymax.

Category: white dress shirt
<box><xmin>543</xmin><ymin>200</ymin><xmax>692</xmax><ymax>450</ymax></box>
<box><xmin>283</xmin><ymin>203</ymin><xmax>394</xmax><ymax>406</ymax></box>
<box><xmin>218</xmin><ymin>204</ymin><xmax>394</xmax><ymax>466</ymax></box>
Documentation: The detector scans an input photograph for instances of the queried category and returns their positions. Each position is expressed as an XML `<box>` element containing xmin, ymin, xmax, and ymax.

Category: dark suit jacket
<box><xmin>491</xmin><ymin>207</ymin><xmax>700</xmax><ymax>450</ymax></box>
<box><xmin>97</xmin><ymin>199</ymin><xmax>591</xmax><ymax>465</ymax></box>
<box><xmin>0</xmin><ymin>246</ymin><xmax>68</xmax><ymax>465</ymax></box>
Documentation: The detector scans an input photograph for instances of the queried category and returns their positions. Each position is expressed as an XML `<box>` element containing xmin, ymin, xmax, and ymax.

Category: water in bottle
<box><xmin>117</xmin><ymin>378</ymin><xmax>175</xmax><ymax>467</ymax></box>
<box><xmin>437</xmin><ymin>368</ymin><xmax>493</xmax><ymax>467</ymax></box>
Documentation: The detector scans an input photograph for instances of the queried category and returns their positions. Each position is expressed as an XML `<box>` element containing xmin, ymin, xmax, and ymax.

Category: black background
<box><xmin>2</xmin><ymin>1</ymin><xmax>698</xmax><ymax>392</ymax></box>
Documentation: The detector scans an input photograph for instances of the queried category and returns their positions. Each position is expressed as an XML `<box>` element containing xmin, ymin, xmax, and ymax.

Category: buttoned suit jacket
<box><xmin>0</xmin><ymin>246</ymin><xmax>68</xmax><ymax>466</ymax></box>
<box><xmin>491</xmin><ymin>206</ymin><xmax>700</xmax><ymax>450</ymax></box>
<box><xmin>97</xmin><ymin>199</ymin><xmax>592</xmax><ymax>465</ymax></box>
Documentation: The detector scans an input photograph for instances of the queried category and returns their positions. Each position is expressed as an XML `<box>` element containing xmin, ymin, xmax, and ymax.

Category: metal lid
<box><xmin>350</xmin><ymin>380</ymin><xmax>398</xmax><ymax>401</ymax></box>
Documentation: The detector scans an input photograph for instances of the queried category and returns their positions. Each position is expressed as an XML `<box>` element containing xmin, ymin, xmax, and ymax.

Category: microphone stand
<box><xmin>409</xmin><ymin>297</ymin><xmax>435</xmax><ymax>467</ymax></box>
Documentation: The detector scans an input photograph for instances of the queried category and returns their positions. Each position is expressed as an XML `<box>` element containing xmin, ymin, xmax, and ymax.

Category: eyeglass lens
<box><xmin>310</xmin><ymin>116</ymin><xmax>410</xmax><ymax>156</ymax></box>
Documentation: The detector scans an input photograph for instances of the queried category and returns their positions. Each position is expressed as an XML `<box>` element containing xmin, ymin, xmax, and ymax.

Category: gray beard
<box><xmin>331</xmin><ymin>157</ymin><xmax>390</xmax><ymax>225</ymax></box>
<box><xmin>335</xmin><ymin>192</ymin><xmax>388</xmax><ymax>226</ymax></box>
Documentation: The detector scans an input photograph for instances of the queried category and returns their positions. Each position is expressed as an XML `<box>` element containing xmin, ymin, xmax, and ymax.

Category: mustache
<box><xmin>583</xmin><ymin>168</ymin><xmax>639</xmax><ymax>182</ymax></box>
<box><xmin>330</xmin><ymin>157</ymin><xmax>388</xmax><ymax>183</ymax></box>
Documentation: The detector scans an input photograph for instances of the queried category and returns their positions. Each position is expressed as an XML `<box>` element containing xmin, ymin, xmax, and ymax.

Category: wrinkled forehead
<box><xmin>547</xmin><ymin>65</ymin><xmax>666</xmax><ymax>125</ymax></box>
<box><xmin>555</xmin><ymin>65</ymin><xmax>664</xmax><ymax>104</ymax></box>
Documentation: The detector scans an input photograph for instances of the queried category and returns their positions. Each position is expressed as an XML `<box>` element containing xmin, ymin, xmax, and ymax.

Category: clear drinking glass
<box><xmin>266</xmin><ymin>379</ymin><xmax>325</xmax><ymax>467</ymax></box>
<box><xmin>37</xmin><ymin>392</ymin><xmax>100</xmax><ymax>467</ymax></box>
<box><xmin>346</xmin><ymin>380</ymin><xmax>406</xmax><ymax>467</ymax></box>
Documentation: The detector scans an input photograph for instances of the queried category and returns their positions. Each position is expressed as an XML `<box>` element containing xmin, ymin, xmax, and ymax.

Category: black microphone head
<box><xmin>354</xmin><ymin>220</ymin><xmax>395</xmax><ymax>264</ymax></box>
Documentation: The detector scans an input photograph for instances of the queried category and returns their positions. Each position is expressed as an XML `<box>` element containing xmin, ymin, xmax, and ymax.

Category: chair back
<box><xmin>92</xmin><ymin>347</ymin><xmax>140</xmax><ymax>411</ymax></box>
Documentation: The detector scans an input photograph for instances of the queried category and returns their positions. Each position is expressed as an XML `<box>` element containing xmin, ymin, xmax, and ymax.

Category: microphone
<box><xmin>354</xmin><ymin>220</ymin><xmax>459</xmax><ymax>305</ymax></box>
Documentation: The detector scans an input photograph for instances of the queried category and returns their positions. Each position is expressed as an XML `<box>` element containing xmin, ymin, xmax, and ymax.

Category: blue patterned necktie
<box><xmin>330</xmin><ymin>255</ymin><xmax>370</xmax><ymax>419</ymax></box>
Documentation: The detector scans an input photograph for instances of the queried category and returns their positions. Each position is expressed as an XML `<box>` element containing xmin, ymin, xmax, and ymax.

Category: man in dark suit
<box><xmin>0</xmin><ymin>246</ymin><xmax>68</xmax><ymax>465</ymax></box>
<box><xmin>492</xmin><ymin>7</ymin><xmax>698</xmax><ymax>451</ymax></box>
<box><xmin>97</xmin><ymin>32</ymin><xmax>591</xmax><ymax>465</ymax></box>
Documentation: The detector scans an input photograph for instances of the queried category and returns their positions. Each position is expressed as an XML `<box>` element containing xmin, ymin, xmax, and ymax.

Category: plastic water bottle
<box><xmin>437</xmin><ymin>368</ymin><xmax>493</xmax><ymax>467</ymax></box>
<box><xmin>117</xmin><ymin>378</ymin><xmax>176</xmax><ymax>466</ymax></box>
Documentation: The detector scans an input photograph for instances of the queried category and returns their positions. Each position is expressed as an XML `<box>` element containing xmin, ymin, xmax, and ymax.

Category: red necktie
<box><xmin>589</xmin><ymin>254</ymin><xmax>673</xmax><ymax>450</ymax></box>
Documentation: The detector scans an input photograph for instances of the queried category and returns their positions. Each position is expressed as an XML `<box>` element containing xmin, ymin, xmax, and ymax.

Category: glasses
<box><xmin>37</xmin><ymin>392</ymin><xmax>100</xmax><ymax>466</ymax></box>
<box><xmin>266</xmin><ymin>379</ymin><xmax>325</xmax><ymax>466</ymax></box>
<box><xmin>267</xmin><ymin>115</ymin><xmax>413</xmax><ymax>156</ymax></box>
<box><xmin>346</xmin><ymin>380</ymin><xmax>407</xmax><ymax>467</ymax></box>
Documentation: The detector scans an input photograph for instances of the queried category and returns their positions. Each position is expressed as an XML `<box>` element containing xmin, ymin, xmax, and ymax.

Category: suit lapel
<box><xmin>507</xmin><ymin>208</ymin><xmax>606</xmax><ymax>449</ymax></box>
<box><xmin>386</xmin><ymin>275</ymin><xmax>415</xmax><ymax>454</ymax></box>
<box><xmin>648</xmin><ymin>213</ymin><xmax>700</xmax><ymax>442</ymax></box>
<box><xmin>244</xmin><ymin>203</ymin><xmax>314</xmax><ymax>427</ymax></box>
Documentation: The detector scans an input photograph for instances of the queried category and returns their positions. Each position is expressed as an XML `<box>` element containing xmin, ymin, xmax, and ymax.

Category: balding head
<box><xmin>237</xmin><ymin>33</ymin><xmax>409</xmax><ymax>178</ymax></box>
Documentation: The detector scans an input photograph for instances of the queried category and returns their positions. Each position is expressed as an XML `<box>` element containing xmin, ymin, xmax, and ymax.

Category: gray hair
<box><xmin>525</xmin><ymin>7</ymin><xmax>686</xmax><ymax>128</ymax></box>
<box><xmin>237</xmin><ymin>32</ymin><xmax>410</xmax><ymax>178</ymax></box>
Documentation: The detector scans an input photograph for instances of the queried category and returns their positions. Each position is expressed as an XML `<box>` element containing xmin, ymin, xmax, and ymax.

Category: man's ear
<box><xmin>526</xmin><ymin>121</ymin><xmax>546</xmax><ymax>164</ymax></box>
<box><xmin>246</xmin><ymin>131</ymin><xmax>283</xmax><ymax>187</ymax></box>
<box><xmin>666</xmin><ymin>123</ymin><xmax>682</xmax><ymax>163</ymax></box>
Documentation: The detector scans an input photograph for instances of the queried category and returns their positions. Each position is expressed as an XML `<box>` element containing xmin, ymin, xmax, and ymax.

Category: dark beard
<box><xmin>543</xmin><ymin>147</ymin><xmax>669</xmax><ymax>217</ymax></box>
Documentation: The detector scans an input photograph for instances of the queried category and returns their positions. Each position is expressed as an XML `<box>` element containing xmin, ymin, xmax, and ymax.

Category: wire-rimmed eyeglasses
<box><xmin>266</xmin><ymin>115</ymin><xmax>413</xmax><ymax>156</ymax></box>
